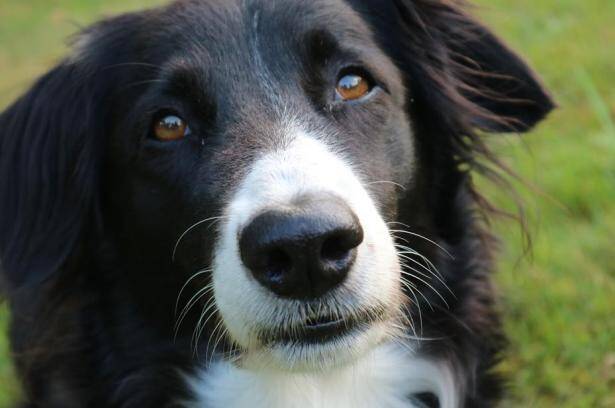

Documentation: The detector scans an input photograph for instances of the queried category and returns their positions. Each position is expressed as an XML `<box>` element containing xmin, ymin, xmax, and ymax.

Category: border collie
<box><xmin>0</xmin><ymin>0</ymin><xmax>553</xmax><ymax>406</ymax></box>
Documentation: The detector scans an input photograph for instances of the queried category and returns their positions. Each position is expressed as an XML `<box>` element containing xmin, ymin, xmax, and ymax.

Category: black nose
<box><xmin>239</xmin><ymin>194</ymin><xmax>364</xmax><ymax>300</ymax></box>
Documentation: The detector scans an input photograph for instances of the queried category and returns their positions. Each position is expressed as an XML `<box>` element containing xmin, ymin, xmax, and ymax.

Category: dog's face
<box><xmin>106</xmin><ymin>0</ymin><xmax>412</xmax><ymax>369</ymax></box>
<box><xmin>0</xmin><ymin>0</ymin><xmax>553</xmax><ymax>372</ymax></box>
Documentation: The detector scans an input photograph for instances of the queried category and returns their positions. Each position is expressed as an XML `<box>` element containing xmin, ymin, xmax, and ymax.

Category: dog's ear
<box><xmin>356</xmin><ymin>0</ymin><xmax>555</xmax><ymax>132</ymax></box>
<box><xmin>0</xmin><ymin>15</ymin><xmax>143</xmax><ymax>290</ymax></box>
<box><xmin>0</xmin><ymin>61</ymin><xmax>103</xmax><ymax>289</ymax></box>
<box><xmin>444</xmin><ymin>19</ymin><xmax>556</xmax><ymax>133</ymax></box>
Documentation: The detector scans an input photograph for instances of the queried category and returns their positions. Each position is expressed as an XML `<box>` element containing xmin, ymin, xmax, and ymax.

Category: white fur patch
<box><xmin>191</xmin><ymin>128</ymin><xmax>461</xmax><ymax>407</ymax></box>
<box><xmin>183</xmin><ymin>342</ymin><xmax>458</xmax><ymax>408</ymax></box>
<box><xmin>211</xmin><ymin>129</ymin><xmax>402</xmax><ymax>369</ymax></box>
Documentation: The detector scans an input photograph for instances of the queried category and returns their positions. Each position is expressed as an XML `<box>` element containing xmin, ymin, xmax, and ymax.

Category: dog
<box><xmin>0</xmin><ymin>0</ymin><xmax>553</xmax><ymax>406</ymax></box>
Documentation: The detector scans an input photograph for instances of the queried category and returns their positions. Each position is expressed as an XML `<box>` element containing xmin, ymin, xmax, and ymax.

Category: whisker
<box><xmin>190</xmin><ymin>298</ymin><xmax>219</xmax><ymax>347</ymax></box>
<box><xmin>395</xmin><ymin>244</ymin><xmax>443</xmax><ymax>279</ymax></box>
<box><xmin>401</xmin><ymin>268</ymin><xmax>450</xmax><ymax>309</ymax></box>
<box><xmin>390</xmin><ymin>324</ymin><xmax>447</xmax><ymax>342</ymax></box>
<box><xmin>394</xmin><ymin>238</ymin><xmax>456</xmax><ymax>298</ymax></box>
<box><xmin>394</xmin><ymin>243</ymin><xmax>436</xmax><ymax>269</ymax></box>
<box><xmin>175</xmin><ymin>290</ymin><xmax>215</xmax><ymax>343</ymax></box>
<box><xmin>209</xmin><ymin>324</ymin><xmax>230</xmax><ymax>367</ymax></box>
<box><xmin>387</xmin><ymin>224</ymin><xmax>455</xmax><ymax>259</ymax></box>
<box><xmin>192</xmin><ymin>297</ymin><xmax>224</xmax><ymax>358</ymax></box>
<box><xmin>367</xmin><ymin>180</ymin><xmax>407</xmax><ymax>191</ymax></box>
<box><xmin>389</xmin><ymin>329</ymin><xmax>419</xmax><ymax>355</ymax></box>
<box><xmin>174</xmin><ymin>282</ymin><xmax>214</xmax><ymax>335</ymax></box>
<box><xmin>397</xmin><ymin>253</ymin><xmax>435</xmax><ymax>282</ymax></box>
<box><xmin>398</xmin><ymin>267</ymin><xmax>435</xmax><ymax>312</ymax></box>
<box><xmin>202</xmin><ymin>318</ymin><xmax>225</xmax><ymax>360</ymax></box>
<box><xmin>401</xmin><ymin>283</ymin><xmax>424</xmax><ymax>337</ymax></box>
<box><xmin>172</xmin><ymin>216</ymin><xmax>227</xmax><ymax>261</ymax></box>
<box><xmin>396</xmin><ymin>247</ymin><xmax>438</xmax><ymax>277</ymax></box>
<box><xmin>398</xmin><ymin>299</ymin><xmax>419</xmax><ymax>340</ymax></box>
<box><xmin>396</xmin><ymin>249</ymin><xmax>456</xmax><ymax>298</ymax></box>
<box><xmin>174</xmin><ymin>268</ymin><xmax>213</xmax><ymax>315</ymax></box>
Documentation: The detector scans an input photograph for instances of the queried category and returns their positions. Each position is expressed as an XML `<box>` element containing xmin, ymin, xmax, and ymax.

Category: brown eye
<box><xmin>336</xmin><ymin>73</ymin><xmax>371</xmax><ymax>101</ymax></box>
<box><xmin>153</xmin><ymin>115</ymin><xmax>190</xmax><ymax>141</ymax></box>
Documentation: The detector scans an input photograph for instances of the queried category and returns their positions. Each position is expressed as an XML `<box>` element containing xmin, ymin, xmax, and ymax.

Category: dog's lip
<box><xmin>300</xmin><ymin>315</ymin><xmax>354</xmax><ymax>342</ymax></box>
<box><xmin>275</xmin><ymin>314</ymin><xmax>359</xmax><ymax>344</ymax></box>
<box><xmin>261</xmin><ymin>308</ymin><xmax>382</xmax><ymax>345</ymax></box>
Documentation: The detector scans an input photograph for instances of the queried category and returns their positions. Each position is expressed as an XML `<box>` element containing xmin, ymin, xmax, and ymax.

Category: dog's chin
<box><xmin>241</xmin><ymin>317</ymin><xmax>392</xmax><ymax>372</ymax></box>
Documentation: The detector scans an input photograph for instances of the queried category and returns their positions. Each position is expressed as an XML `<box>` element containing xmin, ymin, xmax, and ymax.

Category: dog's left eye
<box><xmin>336</xmin><ymin>71</ymin><xmax>373</xmax><ymax>101</ymax></box>
<box><xmin>152</xmin><ymin>114</ymin><xmax>191</xmax><ymax>141</ymax></box>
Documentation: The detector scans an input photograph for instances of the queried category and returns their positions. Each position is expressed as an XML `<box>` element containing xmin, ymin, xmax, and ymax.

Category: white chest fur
<box><xmin>183</xmin><ymin>343</ymin><xmax>458</xmax><ymax>408</ymax></box>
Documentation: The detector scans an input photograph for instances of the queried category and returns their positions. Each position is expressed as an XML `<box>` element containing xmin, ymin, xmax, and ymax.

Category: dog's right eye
<box><xmin>152</xmin><ymin>114</ymin><xmax>191</xmax><ymax>141</ymax></box>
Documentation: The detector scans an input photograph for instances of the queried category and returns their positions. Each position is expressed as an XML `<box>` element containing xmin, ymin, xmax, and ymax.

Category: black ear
<box><xmin>354</xmin><ymin>0</ymin><xmax>555</xmax><ymax>132</ymax></box>
<box><xmin>0</xmin><ymin>10</ymin><xmax>147</xmax><ymax>290</ymax></box>
<box><xmin>0</xmin><ymin>61</ymin><xmax>104</xmax><ymax>289</ymax></box>
<box><xmin>432</xmin><ymin>7</ymin><xmax>556</xmax><ymax>132</ymax></box>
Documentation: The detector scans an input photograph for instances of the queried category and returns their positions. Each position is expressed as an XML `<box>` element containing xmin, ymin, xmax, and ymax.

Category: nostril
<box><xmin>321</xmin><ymin>233</ymin><xmax>353</xmax><ymax>262</ymax></box>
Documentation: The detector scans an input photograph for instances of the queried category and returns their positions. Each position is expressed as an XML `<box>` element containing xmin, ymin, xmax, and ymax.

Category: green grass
<box><xmin>1</xmin><ymin>1</ymin><xmax>613</xmax><ymax>406</ymax></box>
<box><xmin>472</xmin><ymin>1</ymin><xmax>615</xmax><ymax>406</ymax></box>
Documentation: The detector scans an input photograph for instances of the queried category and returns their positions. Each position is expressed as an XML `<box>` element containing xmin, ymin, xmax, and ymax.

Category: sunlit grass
<box><xmin>474</xmin><ymin>1</ymin><xmax>615</xmax><ymax>405</ymax></box>
<box><xmin>1</xmin><ymin>1</ymin><xmax>613</xmax><ymax>406</ymax></box>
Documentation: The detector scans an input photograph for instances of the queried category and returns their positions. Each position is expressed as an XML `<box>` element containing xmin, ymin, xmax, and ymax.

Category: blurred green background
<box><xmin>0</xmin><ymin>0</ymin><xmax>613</xmax><ymax>406</ymax></box>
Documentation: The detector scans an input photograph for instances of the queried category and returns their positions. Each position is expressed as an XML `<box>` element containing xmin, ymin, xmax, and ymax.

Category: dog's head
<box><xmin>0</xmin><ymin>0</ymin><xmax>552</xmax><ymax>370</ymax></box>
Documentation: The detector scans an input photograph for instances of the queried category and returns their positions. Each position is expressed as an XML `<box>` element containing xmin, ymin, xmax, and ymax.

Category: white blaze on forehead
<box><xmin>228</xmin><ymin>132</ymin><xmax>378</xmax><ymax>229</ymax></box>
<box><xmin>212</xmin><ymin>128</ymin><xmax>400</xmax><ymax>359</ymax></box>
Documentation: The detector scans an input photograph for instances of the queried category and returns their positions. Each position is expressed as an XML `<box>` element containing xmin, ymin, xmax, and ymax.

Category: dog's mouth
<box><xmin>259</xmin><ymin>306</ymin><xmax>385</xmax><ymax>346</ymax></box>
<box><xmin>294</xmin><ymin>314</ymin><xmax>357</xmax><ymax>343</ymax></box>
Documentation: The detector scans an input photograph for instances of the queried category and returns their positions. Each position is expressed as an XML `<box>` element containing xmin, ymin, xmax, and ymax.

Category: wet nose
<box><xmin>239</xmin><ymin>194</ymin><xmax>363</xmax><ymax>299</ymax></box>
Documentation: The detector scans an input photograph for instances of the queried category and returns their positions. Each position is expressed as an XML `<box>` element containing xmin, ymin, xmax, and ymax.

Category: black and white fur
<box><xmin>0</xmin><ymin>0</ymin><xmax>553</xmax><ymax>407</ymax></box>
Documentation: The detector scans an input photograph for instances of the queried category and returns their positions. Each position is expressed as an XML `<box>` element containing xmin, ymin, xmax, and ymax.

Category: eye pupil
<box><xmin>153</xmin><ymin>114</ymin><xmax>189</xmax><ymax>141</ymax></box>
<box><xmin>336</xmin><ymin>73</ymin><xmax>371</xmax><ymax>101</ymax></box>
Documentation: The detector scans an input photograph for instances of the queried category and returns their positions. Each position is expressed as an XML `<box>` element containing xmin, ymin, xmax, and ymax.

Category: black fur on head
<box><xmin>0</xmin><ymin>1</ymin><xmax>552</xmax><ymax>406</ymax></box>
<box><xmin>0</xmin><ymin>0</ymin><xmax>553</xmax><ymax>290</ymax></box>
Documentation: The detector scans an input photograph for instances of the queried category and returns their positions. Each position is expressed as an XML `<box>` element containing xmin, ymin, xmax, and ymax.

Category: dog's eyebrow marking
<box><xmin>155</xmin><ymin>57</ymin><xmax>211</xmax><ymax>105</ymax></box>
<box><xmin>306</xmin><ymin>29</ymin><xmax>341</xmax><ymax>65</ymax></box>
